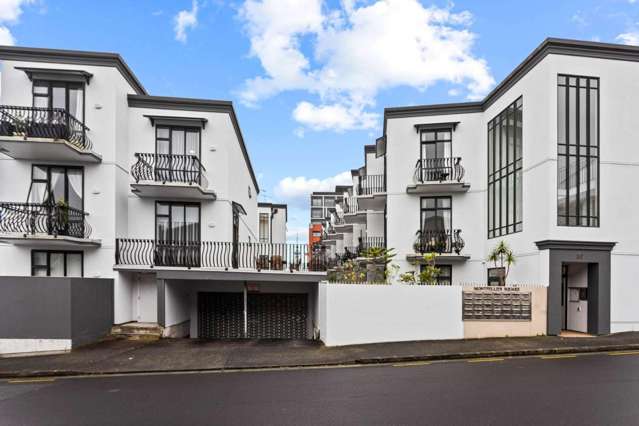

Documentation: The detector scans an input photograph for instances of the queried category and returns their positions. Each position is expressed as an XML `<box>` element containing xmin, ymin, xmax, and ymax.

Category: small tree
<box><xmin>488</xmin><ymin>241</ymin><xmax>516</xmax><ymax>283</ymax></box>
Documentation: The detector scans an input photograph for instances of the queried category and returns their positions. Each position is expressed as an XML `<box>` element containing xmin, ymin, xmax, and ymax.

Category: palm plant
<box><xmin>487</xmin><ymin>241</ymin><xmax>516</xmax><ymax>283</ymax></box>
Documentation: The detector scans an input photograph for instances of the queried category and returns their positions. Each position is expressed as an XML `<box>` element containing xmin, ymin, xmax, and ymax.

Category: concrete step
<box><xmin>111</xmin><ymin>322</ymin><xmax>163</xmax><ymax>341</ymax></box>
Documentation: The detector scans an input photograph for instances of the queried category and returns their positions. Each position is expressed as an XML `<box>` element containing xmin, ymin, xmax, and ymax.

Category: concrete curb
<box><xmin>3</xmin><ymin>343</ymin><xmax>639</xmax><ymax>379</ymax></box>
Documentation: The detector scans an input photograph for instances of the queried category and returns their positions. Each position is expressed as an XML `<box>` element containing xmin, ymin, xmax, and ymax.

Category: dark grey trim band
<box><xmin>129</xmin><ymin>94</ymin><xmax>260</xmax><ymax>194</ymax></box>
<box><xmin>385</xmin><ymin>37</ymin><xmax>639</xmax><ymax>122</ymax></box>
<box><xmin>0</xmin><ymin>46</ymin><xmax>146</xmax><ymax>94</ymax></box>
<box><xmin>414</xmin><ymin>121</ymin><xmax>460</xmax><ymax>132</ymax></box>
<box><xmin>143</xmin><ymin>115</ymin><xmax>208</xmax><ymax>129</ymax></box>
<box><xmin>16</xmin><ymin>67</ymin><xmax>93</xmax><ymax>84</ymax></box>
<box><xmin>535</xmin><ymin>240</ymin><xmax>616</xmax><ymax>251</ymax></box>
<box><xmin>364</xmin><ymin>144</ymin><xmax>376</xmax><ymax>153</ymax></box>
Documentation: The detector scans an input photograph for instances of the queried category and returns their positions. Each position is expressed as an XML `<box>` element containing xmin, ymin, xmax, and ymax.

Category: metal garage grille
<box><xmin>197</xmin><ymin>292</ymin><xmax>244</xmax><ymax>339</ymax></box>
<box><xmin>247</xmin><ymin>293</ymin><xmax>308</xmax><ymax>339</ymax></box>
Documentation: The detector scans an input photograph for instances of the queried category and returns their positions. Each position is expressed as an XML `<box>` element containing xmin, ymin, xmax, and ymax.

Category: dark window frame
<box><xmin>420</xmin><ymin>128</ymin><xmax>453</xmax><ymax>163</ymax></box>
<box><xmin>420</xmin><ymin>196</ymin><xmax>452</xmax><ymax>232</ymax></box>
<box><xmin>155</xmin><ymin>125</ymin><xmax>202</xmax><ymax>159</ymax></box>
<box><xmin>154</xmin><ymin>201</ymin><xmax>202</xmax><ymax>244</ymax></box>
<box><xmin>32</xmin><ymin>79</ymin><xmax>86</xmax><ymax>124</ymax></box>
<box><xmin>487</xmin><ymin>96</ymin><xmax>523</xmax><ymax>238</ymax></box>
<box><xmin>420</xmin><ymin>264</ymin><xmax>452</xmax><ymax>285</ymax></box>
<box><xmin>31</xmin><ymin>250</ymin><xmax>84</xmax><ymax>277</ymax></box>
<box><xmin>557</xmin><ymin>74</ymin><xmax>600</xmax><ymax>227</ymax></box>
<box><xmin>30</xmin><ymin>164</ymin><xmax>85</xmax><ymax>211</ymax></box>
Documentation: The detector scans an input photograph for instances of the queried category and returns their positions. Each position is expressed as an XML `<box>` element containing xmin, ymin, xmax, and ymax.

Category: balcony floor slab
<box><xmin>406</xmin><ymin>253</ymin><xmax>470</xmax><ymax>263</ymax></box>
<box><xmin>0</xmin><ymin>233</ymin><xmax>101</xmax><ymax>248</ymax></box>
<box><xmin>0</xmin><ymin>136</ymin><xmax>101</xmax><ymax>163</ymax></box>
<box><xmin>406</xmin><ymin>182</ymin><xmax>470</xmax><ymax>195</ymax></box>
<box><xmin>131</xmin><ymin>181</ymin><xmax>217</xmax><ymax>201</ymax></box>
<box><xmin>356</xmin><ymin>193</ymin><xmax>386</xmax><ymax>211</ymax></box>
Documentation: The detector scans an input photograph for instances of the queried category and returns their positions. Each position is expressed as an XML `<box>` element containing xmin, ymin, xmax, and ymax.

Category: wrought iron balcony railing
<box><xmin>0</xmin><ymin>202</ymin><xmax>92</xmax><ymax>239</ymax></box>
<box><xmin>115</xmin><ymin>239</ymin><xmax>327</xmax><ymax>272</ymax></box>
<box><xmin>413</xmin><ymin>229</ymin><xmax>465</xmax><ymax>254</ymax></box>
<box><xmin>358</xmin><ymin>174</ymin><xmax>385</xmax><ymax>195</ymax></box>
<box><xmin>131</xmin><ymin>153</ymin><xmax>209</xmax><ymax>188</ymax></box>
<box><xmin>413</xmin><ymin>157</ymin><xmax>465</xmax><ymax>184</ymax></box>
<box><xmin>0</xmin><ymin>105</ymin><xmax>92</xmax><ymax>151</ymax></box>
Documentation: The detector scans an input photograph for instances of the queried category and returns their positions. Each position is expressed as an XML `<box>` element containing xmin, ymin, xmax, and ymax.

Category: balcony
<box><xmin>357</xmin><ymin>174</ymin><xmax>386</xmax><ymax>210</ymax></box>
<box><xmin>406</xmin><ymin>158</ymin><xmax>470</xmax><ymax>194</ymax></box>
<box><xmin>115</xmin><ymin>239</ymin><xmax>328</xmax><ymax>273</ymax></box>
<box><xmin>407</xmin><ymin>229</ymin><xmax>469</xmax><ymax>263</ymax></box>
<box><xmin>130</xmin><ymin>153</ymin><xmax>216</xmax><ymax>201</ymax></box>
<box><xmin>340</xmin><ymin>197</ymin><xmax>366</xmax><ymax>224</ymax></box>
<box><xmin>358</xmin><ymin>236</ymin><xmax>385</xmax><ymax>253</ymax></box>
<box><xmin>0</xmin><ymin>106</ymin><xmax>100</xmax><ymax>163</ymax></box>
<box><xmin>0</xmin><ymin>202</ymin><xmax>99</xmax><ymax>247</ymax></box>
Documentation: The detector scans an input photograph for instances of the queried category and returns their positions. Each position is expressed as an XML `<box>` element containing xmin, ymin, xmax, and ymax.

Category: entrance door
<box><xmin>563</xmin><ymin>263</ymin><xmax>589</xmax><ymax>333</ymax></box>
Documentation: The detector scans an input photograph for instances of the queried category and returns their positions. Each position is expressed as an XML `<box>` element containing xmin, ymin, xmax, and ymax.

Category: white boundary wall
<box><xmin>319</xmin><ymin>283</ymin><xmax>463</xmax><ymax>346</ymax></box>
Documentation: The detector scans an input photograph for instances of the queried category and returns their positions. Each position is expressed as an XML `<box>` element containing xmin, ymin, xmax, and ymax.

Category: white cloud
<box><xmin>238</xmin><ymin>0</ymin><xmax>494</xmax><ymax>132</ymax></box>
<box><xmin>293</xmin><ymin>101</ymin><xmax>377</xmax><ymax>132</ymax></box>
<box><xmin>274</xmin><ymin>170</ymin><xmax>351</xmax><ymax>208</ymax></box>
<box><xmin>0</xmin><ymin>0</ymin><xmax>33</xmax><ymax>45</ymax></box>
<box><xmin>616</xmin><ymin>32</ymin><xmax>639</xmax><ymax>45</ymax></box>
<box><xmin>0</xmin><ymin>26</ymin><xmax>14</xmax><ymax>45</ymax></box>
<box><xmin>174</xmin><ymin>0</ymin><xmax>198</xmax><ymax>43</ymax></box>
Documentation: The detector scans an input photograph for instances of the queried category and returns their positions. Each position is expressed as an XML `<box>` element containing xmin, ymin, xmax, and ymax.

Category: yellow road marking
<box><xmin>539</xmin><ymin>354</ymin><xmax>577</xmax><ymax>360</ymax></box>
<box><xmin>608</xmin><ymin>350</ymin><xmax>639</xmax><ymax>356</ymax></box>
<box><xmin>467</xmin><ymin>358</ymin><xmax>504</xmax><ymax>363</ymax></box>
<box><xmin>7</xmin><ymin>378</ymin><xmax>56</xmax><ymax>384</ymax></box>
<box><xmin>393</xmin><ymin>361</ymin><xmax>432</xmax><ymax>367</ymax></box>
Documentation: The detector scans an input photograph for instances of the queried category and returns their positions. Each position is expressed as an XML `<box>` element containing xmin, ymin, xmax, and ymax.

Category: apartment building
<box><xmin>315</xmin><ymin>145</ymin><xmax>386</xmax><ymax>264</ymax></box>
<box><xmin>375</xmin><ymin>38</ymin><xmax>639</xmax><ymax>336</ymax></box>
<box><xmin>310</xmin><ymin>191</ymin><xmax>336</xmax><ymax>223</ymax></box>
<box><xmin>0</xmin><ymin>46</ymin><xmax>324</xmax><ymax>352</ymax></box>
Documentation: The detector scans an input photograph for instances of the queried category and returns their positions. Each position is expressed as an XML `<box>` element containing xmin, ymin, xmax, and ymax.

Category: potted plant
<box><xmin>487</xmin><ymin>241</ymin><xmax>515</xmax><ymax>285</ymax></box>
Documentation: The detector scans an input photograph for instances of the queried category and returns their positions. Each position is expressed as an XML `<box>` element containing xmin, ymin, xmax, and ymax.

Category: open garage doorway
<box><xmin>561</xmin><ymin>263</ymin><xmax>591</xmax><ymax>334</ymax></box>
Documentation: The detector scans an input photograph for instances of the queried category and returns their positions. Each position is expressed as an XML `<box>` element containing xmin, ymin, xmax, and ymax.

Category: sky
<box><xmin>2</xmin><ymin>0</ymin><xmax>638</xmax><ymax>241</ymax></box>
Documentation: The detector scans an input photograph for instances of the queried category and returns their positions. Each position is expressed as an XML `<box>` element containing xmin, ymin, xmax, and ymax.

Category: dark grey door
<box><xmin>247</xmin><ymin>293</ymin><xmax>308</xmax><ymax>339</ymax></box>
<box><xmin>197</xmin><ymin>292</ymin><xmax>243</xmax><ymax>339</ymax></box>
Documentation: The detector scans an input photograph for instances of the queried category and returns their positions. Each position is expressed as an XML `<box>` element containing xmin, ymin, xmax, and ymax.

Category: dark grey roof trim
<box><xmin>129</xmin><ymin>94</ymin><xmax>260</xmax><ymax>194</ymax></box>
<box><xmin>414</xmin><ymin>121</ymin><xmax>460</xmax><ymax>132</ymax></box>
<box><xmin>311</xmin><ymin>191</ymin><xmax>337</xmax><ymax>196</ymax></box>
<box><xmin>0</xmin><ymin>46</ymin><xmax>146</xmax><ymax>94</ymax></box>
<box><xmin>351</xmin><ymin>169</ymin><xmax>360</xmax><ymax>176</ymax></box>
<box><xmin>143</xmin><ymin>115</ymin><xmax>207</xmax><ymax>129</ymax></box>
<box><xmin>258</xmin><ymin>202</ymin><xmax>287</xmax><ymax>210</ymax></box>
<box><xmin>535</xmin><ymin>240</ymin><xmax>617</xmax><ymax>251</ymax></box>
<box><xmin>385</xmin><ymin>38</ymin><xmax>639</xmax><ymax>121</ymax></box>
<box><xmin>15</xmin><ymin>66</ymin><xmax>93</xmax><ymax>84</ymax></box>
<box><xmin>364</xmin><ymin>144</ymin><xmax>376</xmax><ymax>153</ymax></box>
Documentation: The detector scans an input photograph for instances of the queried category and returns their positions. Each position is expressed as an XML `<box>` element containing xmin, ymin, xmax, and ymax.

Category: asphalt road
<box><xmin>2</xmin><ymin>351</ymin><xmax>639</xmax><ymax>426</ymax></box>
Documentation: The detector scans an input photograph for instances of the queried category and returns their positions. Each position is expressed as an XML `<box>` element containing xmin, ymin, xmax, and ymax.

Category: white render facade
<box><xmin>380</xmin><ymin>38</ymin><xmax>639</xmax><ymax>335</ymax></box>
<box><xmin>0</xmin><ymin>46</ymin><xmax>324</xmax><ymax>343</ymax></box>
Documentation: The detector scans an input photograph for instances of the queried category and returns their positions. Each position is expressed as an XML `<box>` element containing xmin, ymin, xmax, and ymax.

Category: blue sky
<box><xmin>2</xmin><ymin>0</ymin><xmax>638</xmax><ymax>240</ymax></box>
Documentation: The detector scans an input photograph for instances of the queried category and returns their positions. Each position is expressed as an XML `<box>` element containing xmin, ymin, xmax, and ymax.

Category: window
<box><xmin>557</xmin><ymin>75</ymin><xmax>599</xmax><ymax>227</ymax></box>
<box><xmin>311</xmin><ymin>197</ymin><xmax>323</xmax><ymax>207</ymax></box>
<box><xmin>155</xmin><ymin>202</ymin><xmax>201</xmax><ymax>243</ymax></box>
<box><xmin>312</xmin><ymin>231</ymin><xmax>322</xmax><ymax>237</ymax></box>
<box><xmin>311</xmin><ymin>208</ymin><xmax>323</xmax><ymax>219</ymax></box>
<box><xmin>488</xmin><ymin>97</ymin><xmax>523</xmax><ymax>238</ymax></box>
<box><xmin>33</xmin><ymin>81</ymin><xmax>85</xmax><ymax>123</ymax></box>
<box><xmin>420</xmin><ymin>264</ymin><xmax>452</xmax><ymax>285</ymax></box>
<box><xmin>419</xmin><ymin>129</ymin><xmax>453</xmax><ymax>182</ymax></box>
<box><xmin>420</xmin><ymin>196</ymin><xmax>452</xmax><ymax>232</ymax></box>
<box><xmin>259</xmin><ymin>213</ymin><xmax>270</xmax><ymax>243</ymax></box>
<box><xmin>31</xmin><ymin>250</ymin><xmax>83</xmax><ymax>277</ymax></box>
<box><xmin>324</xmin><ymin>197</ymin><xmax>335</xmax><ymax>207</ymax></box>
<box><xmin>29</xmin><ymin>165</ymin><xmax>84</xmax><ymax>209</ymax></box>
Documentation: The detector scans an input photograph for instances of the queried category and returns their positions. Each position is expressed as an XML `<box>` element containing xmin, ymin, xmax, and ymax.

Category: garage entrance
<box><xmin>197</xmin><ymin>291</ymin><xmax>308</xmax><ymax>340</ymax></box>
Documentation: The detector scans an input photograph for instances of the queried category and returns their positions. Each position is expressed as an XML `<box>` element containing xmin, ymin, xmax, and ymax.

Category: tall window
<box><xmin>33</xmin><ymin>81</ymin><xmax>85</xmax><ymax>123</ymax></box>
<box><xmin>29</xmin><ymin>165</ymin><xmax>84</xmax><ymax>210</ymax></box>
<box><xmin>155</xmin><ymin>126</ymin><xmax>201</xmax><ymax>182</ymax></box>
<box><xmin>488</xmin><ymin>97</ymin><xmax>523</xmax><ymax>238</ymax></box>
<box><xmin>31</xmin><ymin>250</ymin><xmax>83</xmax><ymax>277</ymax></box>
<box><xmin>259</xmin><ymin>213</ymin><xmax>270</xmax><ymax>243</ymax></box>
<box><xmin>557</xmin><ymin>75</ymin><xmax>599</xmax><ymax>227</ymax></box>
<box><xmin>155</xmin><ymin>202</ymin><xmax>200</xmax><ymax>243</ymax></box>
<box><xmin>419</xmin><ymin>129</ymin><xmax>453</xmax><ymax>182</ymax></box>
<box><xmin>420</xmin><ymin>196</ymin><xmax>452</xmax><ymax>232</ymax></box>
<box><xmin>420</xmin><ymin>264</ymin><xmax>452</xmax><ymax>285</ymax></box>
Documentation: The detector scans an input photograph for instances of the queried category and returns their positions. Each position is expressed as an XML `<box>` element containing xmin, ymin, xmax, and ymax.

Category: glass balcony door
<box><xmin>155</xmin><ymin>202</ymin><xmax>201</xmax><ymax>267</ymax></box>
<box><xmin>420</xmin><ymin>129</ymin><xmax>452</xmax><ymax>182</ymax></box>
<box><xmin>155</xmin><ymin>126</ymin><xmax>201</xmax><ymax>183</ymax></box>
